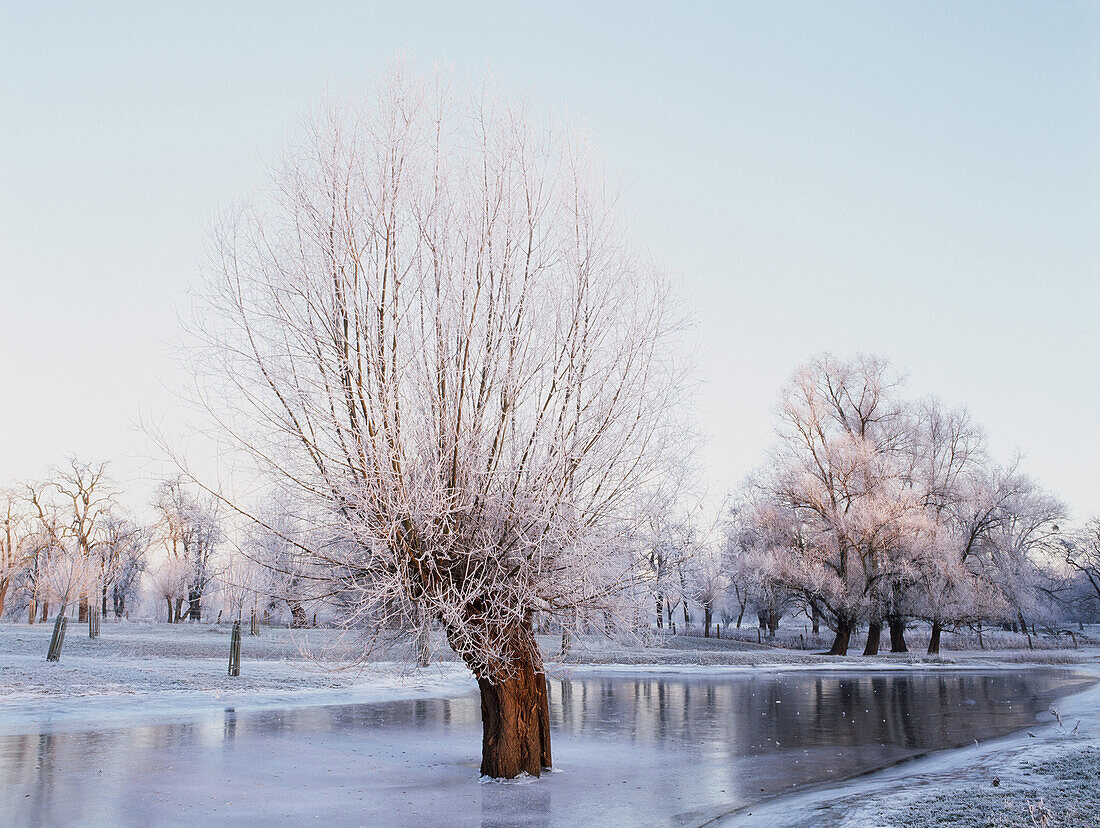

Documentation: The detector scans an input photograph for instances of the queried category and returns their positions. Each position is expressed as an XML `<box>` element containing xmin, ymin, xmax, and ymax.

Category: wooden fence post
<box><xmin>47</xmin><ymin>614</ymin><xmax>68</xmax><ymax>662</ymax></box>
<box><xmin>228</xmin><ymin>620</ymin><xmax>241</xmax><ymax>677</ymax></box>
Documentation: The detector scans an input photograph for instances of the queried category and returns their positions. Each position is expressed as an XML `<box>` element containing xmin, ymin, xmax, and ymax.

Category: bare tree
<box><xmin>1066</xmin><ymin>518</ymin><xmax>1100</xmax><ymax>609</ymax></box>
<box><xmin>688</xmin><ymin>548</ymin><xmax>726</xmax><ymax>637</ymax></box>
<box><xmin>244</xmin><ymin>499</ymin><xmax>315</xmax><ymax>628</ymax></box>
<box><xmin>984</xmin><ymin>474</ymin><xmax>1065</xmax><ymax>637</ymax></box>
<box><xmin>763</xmin><ymin>354</ymin><xmax>919</xmax><ymax>655</ymax></box>
<box><xmin>50</xmin><ymin>460</ymin><xmax>115</xmax><ymax>622</ymax></box>
<box><xmin>153</xmin><ymin>479</ymin><xmax>221</xmax><ymax>622</ymax></box>
<box><xmin>100</xmin><ymin>515</ymin><xmax>149</xmax><ymax>619</ymax></box>
<box><xmin>0</xmin><ymin>490</ymin><xmax>31</xmax><ymax>619</ymax></box>
<box><xmin>188</xmin><ymin>66</ymin><xmax>685</xmax><ymax>777</ymax></box>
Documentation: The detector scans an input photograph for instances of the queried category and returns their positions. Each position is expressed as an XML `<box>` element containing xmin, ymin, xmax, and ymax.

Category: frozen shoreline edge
<box><xmin>711</xmin><ymin>661</ymin><xmax>1100</xmax><ymax>826</ymax></box>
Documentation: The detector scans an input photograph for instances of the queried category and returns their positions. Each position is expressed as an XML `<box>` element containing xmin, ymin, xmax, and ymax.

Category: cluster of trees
<box><xmin>0</xmin><ymin>461</ymin><xmax>228</xmax><ymax>626</ymax></box>
<box><xmin>684</xmin><ymin>354</ymin><xmax>1096</xmax><ymax>656</ymax></box>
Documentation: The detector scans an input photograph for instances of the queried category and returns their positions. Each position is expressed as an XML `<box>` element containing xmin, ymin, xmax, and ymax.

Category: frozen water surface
<box><xmin>1</xmin><ymin>669</ymin><xmax>1093</xmax><ymax>826</ymax></box>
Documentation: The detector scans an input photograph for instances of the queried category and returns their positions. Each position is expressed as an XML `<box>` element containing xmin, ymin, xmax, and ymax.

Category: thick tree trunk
<box><xmin>288</xmin><ymin>600</ymin><xmax>308</xmax><ymax>628</ymax></box>
<box><xmin>28</xmin><ymin>598</ymin><xmax>37</xmax><ymax>624</ymax></box>
<box><xmin>888</xmin><ymin>615</ymin><xmax>908</xmax><ymax>652</ymax></box>
<box><xmin>174</xmin><ymin>597</ymin><xmax>185</xmax><ymax>623</ymax></box>
<box><xmin>766</xmin><ymin>612</ymin><xmax>779</xmax><ymax>639</ymax></box>
<box><xmin>828</xmin><ymin>613</ymin><xmax>853</xmax><ymax>656</ymax></box>
<box><xmin>78</xmin><ymin>596</ymin><xmax>88</xmax><ymax>623</ymax></box>
<box><xmin>101</xmin><ymin>583</ymin><xmax>109</xmax><ymax>617</ymax></box>
<box><xmin>927</xmin><ymin>620</ymin><xmax>942</xmax><ymax>655</ymax></box>
<box><xmin>703</xmin><ymin>605</ymin><xmax>713</xmax><ymax>638</ymax></box>
<box><xmin>811</xmin><ymin>604</ymin><xmax>820</xmax><ymax>634</ymax></box>
<box><xmin>165</xmin><ymin>597</ymin><xmax>174</xmax><ymax>623</ymax></box>
<box><xmin>474</xmin><ymin>629</ymin><xmax>551</xmax><ymax>779</ymax></box>
<box><xmin>41</xmin><ymin>601</ymin><xmax>50</xmax><ymax>622</ymax></box>
<box><xmin>863</xmin><ymin>620</ymin><xmax>882</xmax><ymax>656</ymax></box>
<box><xmin>188</xmin><ymin>590</ymin><xmax>202</xmax><ymax>622</ymax></box>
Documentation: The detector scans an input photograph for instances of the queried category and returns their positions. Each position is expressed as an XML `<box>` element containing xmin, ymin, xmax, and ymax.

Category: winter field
<box><xmin>3</xmin><ymin>621</ymin><xmax>1099</xmax><ymax>826</ymax></box>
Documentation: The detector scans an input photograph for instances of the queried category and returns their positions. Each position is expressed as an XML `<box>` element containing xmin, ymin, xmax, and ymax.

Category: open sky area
<box><xmin>1</xmin><ymin>1</ymin><xmax>1097</xmax><ymax>518</ymax></box>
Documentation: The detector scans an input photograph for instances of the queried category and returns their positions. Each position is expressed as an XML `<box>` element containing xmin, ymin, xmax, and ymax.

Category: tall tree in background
<box><xmin>0</xmin><ymin>490</ymin><xmax>30</xmax><ymax>619</ymax></box>
<box><xmin>153</xmin><ymin>479</ymin><xmax>221</xmax><ymax>622</ymax></box>
<box><xmin>100</xmin><ymin>515</ymin><xmax>149</xmax><ymax>618</ymax></box>
<box><xmin>191</xmin><ymin>66</ymin><xmax>685</xmax><ymax>777</ymax></box>
<box><xmin>764</xmin><ymin>354</ymin><xmax>919</xmax><ymax>655</ymax></box>
<box><xmin>1066</xmin><ymin>518</ymin><xmax>1100</xmax><ymax>609</ymax></box>
<box><xmin>51</xmin><ymin>460</ymin><xmax>114</xmax><ymax>622</ymax></box>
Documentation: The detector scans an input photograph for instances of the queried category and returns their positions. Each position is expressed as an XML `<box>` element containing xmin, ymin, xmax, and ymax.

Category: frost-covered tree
<box><xmin>984</xmin><ymin>475</ymin><xmax>1065</xmax><ymax>635</ymax></box>
<box><xmin>188</xmin><ymin>66</ymin><xmax>685</xmax><ymax>777</ymax></box>
<box><xmin>153</xmin><ymin>479</ymin><xmax>221</xmax><ymax>622</ymax></box>
<box><xmin>0</xmin><ymin>490</ymin><xmax>31</xmax><ymax>619</ymax></box>
<box><xmin>638</xmin><ymin>502</ymin><xmax>696</xmax><ymax>631</ymax></box>
<box><xmin>762</xmin><ymin>354</ymin><xmax>920</xmax><ymax>655</ymax></box>
<box><xmin>244</xmin><ymin>500</ymin><xmax>316</xmax><ymax>628</ymax></box>
<box><xmin>905</xmin><ymin>399</ymin><xmax>993</xmax><ymax>654</ymax></box>
<box><xmin>1066</xmin><ymin>518</ymin><xmax>1100</xmax><ymax>611</ymax></box>
<box><xmin>22</xmin><ymin>461</ymin><xmax>114</xmax><ymax>623</ymax></box>
<box><xmin>49</xmin><ymin>460</ymin><xmax>115</xmax><ymax>622</ymax></box>
<box><xmin>687</xmin><ymin>547</ymin><xmax>726</xmax><ymax>637</ymax></box>
<box><xmin>100</xmin><ymin>516</ymin><xmax>149</xmax><ymax>619</ymax></box>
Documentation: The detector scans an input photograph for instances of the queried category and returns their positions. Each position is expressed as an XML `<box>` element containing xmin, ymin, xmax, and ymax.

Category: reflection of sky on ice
<box><xmin>2</xmin><ymin>669</ymin><xmax>1092</xmax><ymax>827</ymax></box>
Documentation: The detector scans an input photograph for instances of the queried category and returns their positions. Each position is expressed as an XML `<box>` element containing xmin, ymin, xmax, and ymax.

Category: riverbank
<box><xmin>720</xmin><ymin>659</ymin><xmax>1100</xmax><ymax>828</ymax></box>
<box><xmin>2</xmin><ymin>621</ymin><xmax>1095</xmax><ymax>730</ymax></box>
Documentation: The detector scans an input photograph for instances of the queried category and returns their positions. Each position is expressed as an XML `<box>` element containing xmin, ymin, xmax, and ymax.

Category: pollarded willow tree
<box><xmin>192</xmin><ymin>66</ymin><xmax>685</xmax><ymax>778</ymax></box>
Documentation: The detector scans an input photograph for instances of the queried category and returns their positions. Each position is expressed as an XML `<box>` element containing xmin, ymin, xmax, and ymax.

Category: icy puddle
<box><xmin>1</xmin><ymin>668</ymin><xmax>1093</xmax><ymax>827</ymax></box>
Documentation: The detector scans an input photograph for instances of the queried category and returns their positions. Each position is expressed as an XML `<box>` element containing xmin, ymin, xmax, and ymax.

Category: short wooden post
<box><xmin>47</xmin><ymin>614</ymin><xmax>68</xmax><ymax>662</ymax></box>
<box><xmin>716</xmin><ymin>623</ymin><xmax>720</xmax><ymax>639</ymax></box>
<box><xmin>228</xmin><ymin>620</ymin><xmax>241</xmax><ymax>677</ymax></box>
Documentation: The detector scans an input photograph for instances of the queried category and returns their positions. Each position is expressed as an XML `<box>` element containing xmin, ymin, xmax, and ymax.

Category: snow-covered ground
<box><xmin>0</xmin><ymin>622</ymin><xmax>479</xmax><ymax>735</ymax></box>
<box><xmin>3</xmin><ymin>621</ymin><xmax>1099</xmax><ymax>826</ymax></box>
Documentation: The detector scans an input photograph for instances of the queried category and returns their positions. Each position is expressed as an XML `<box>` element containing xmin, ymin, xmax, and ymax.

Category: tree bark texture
<box><xmin>828</xmin><ymin>613</ymin><xmax>853</xmax><ymax>656</ymax></box>
<box><xmin>887</xmin><ymin>615</ymin><xmax>908</xmax><ymax>653</ymax></box>
<box><xmin>475</xmin><ymin>630</ymin><xmax>552</xmax><ymax>778</ymax></box>
<box><xmin>863</xmin><ymin>620</ymin><xmax>882</xmax><ymax>656</ymax></box>
<box><xmin>927</xmin><ymin>620</ymin><xmax>942</xmax><ymax>655</ymax></box>
<box><xmin>289</xmin><ymin>600</ymin><xmax>308</xmax><ymax>628</ymax></box>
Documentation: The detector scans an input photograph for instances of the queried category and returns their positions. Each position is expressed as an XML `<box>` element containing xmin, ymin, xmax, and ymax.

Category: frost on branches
<box><xmin>735</xmin><ymin>354</ymin><xmax>1068</xmax><ymax>657</ymax></box>
<box><xmin>191</xmin><ymin>66</ymin><xmax>685</xmax><ymax>778</ymax></box>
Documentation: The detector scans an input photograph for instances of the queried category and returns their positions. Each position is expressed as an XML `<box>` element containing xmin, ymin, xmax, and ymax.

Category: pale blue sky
<box><xmin>1</xmin><ymin>2</ymin><xmax>1097</xmax><ymax>516</ymax></box>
